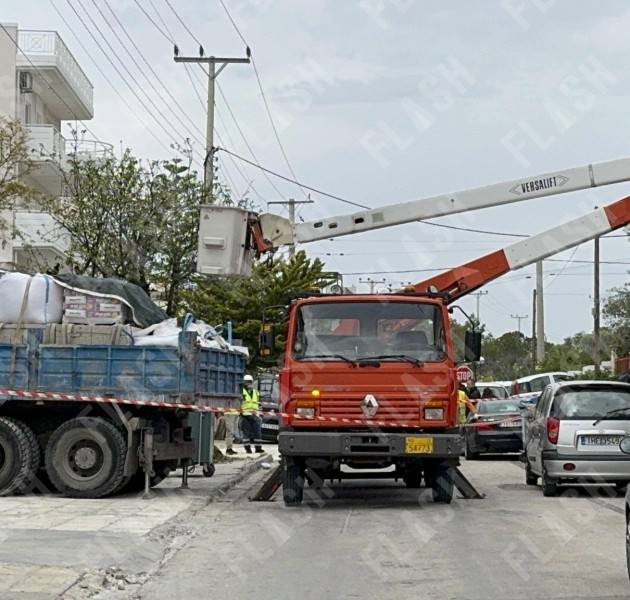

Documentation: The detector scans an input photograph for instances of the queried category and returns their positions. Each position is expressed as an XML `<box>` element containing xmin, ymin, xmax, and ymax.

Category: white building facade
<box><xmin>0</xmin><ymin>23</ymin><xmax>111</xmax><ymax>271</ymax></box>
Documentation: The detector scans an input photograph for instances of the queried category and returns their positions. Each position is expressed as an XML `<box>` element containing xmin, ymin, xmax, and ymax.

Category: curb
<box><xmin>206</xmin><ymin>453</ymin><xmax>272</xmax><ymax>504</ymax></box>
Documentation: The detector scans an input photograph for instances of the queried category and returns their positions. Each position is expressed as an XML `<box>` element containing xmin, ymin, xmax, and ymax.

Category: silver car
<box><xmin>524</xmin><ymin>380</ymin><xmax>630</xmax><ymax>496</ymax></box>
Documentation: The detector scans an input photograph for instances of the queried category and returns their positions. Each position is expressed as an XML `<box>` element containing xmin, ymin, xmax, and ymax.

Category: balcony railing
<box><xmin>26</xmin><ymin>124</ymin><xmax>67</xmax><ymax>165</ymax></box>
<box><xmin>17</xmin><ymin>30</ymin><xmax>94</xmax><ymax>118</ymax></box>
<box><xmin>66</xmin><ymin>139</ymin><xmax>114</xmax><ymax>161</ymax></box>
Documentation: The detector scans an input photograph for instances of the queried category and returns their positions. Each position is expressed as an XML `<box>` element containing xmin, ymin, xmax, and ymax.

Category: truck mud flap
<box><xmin>451</xmin><ymin>467</ymin><xmax>485</xmax><ymax>499</ymax></box>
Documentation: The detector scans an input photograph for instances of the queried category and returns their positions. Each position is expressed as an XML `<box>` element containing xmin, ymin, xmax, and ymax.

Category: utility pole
<box><xmin>174</xmin><ymin>50</ymin><xmax>250</xmax><ymax>196</ymax></box>
<box><xmin>511</xmin><ymin>314</ymin><xmax>528</xmax><ymax>335</ymax></box>
<box><xmin>535</xmin><ymin>261</ymin><xmax>545</xmax><ymax>361</ymax></box>
<box><xmin>593</xmin><ymin>235</ymin><xmax>601</xmax><ymax>373</ymax></box>
<box><xmin>360</xmin><ymin>277</ymin><xmax>386</xmax><ymax>294</ymax></box>
<box><xmin>470</xmin><ymin>290</ymin><xmax>488</xmax><ymax>324</ymax></box>
<box><xmin>268</xmin><ymin>196</ymin><xmax>315</xmax><ymax>257</ymax></box>
<box><xmin>531</xmin><ymin>289</ymin><xmax>537</xmax><ymax>371</ymax></box>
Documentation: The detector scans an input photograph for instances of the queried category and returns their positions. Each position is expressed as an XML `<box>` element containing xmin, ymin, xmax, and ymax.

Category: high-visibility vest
<box><xmin>241</xmin><ymin>388</ymin><xmax>260</xmax><ymax>414</ymax></box>
<box><xmin>457</xmin><ymin>389</ymin><xmax>469</xmax><ymax>424</ymax></box>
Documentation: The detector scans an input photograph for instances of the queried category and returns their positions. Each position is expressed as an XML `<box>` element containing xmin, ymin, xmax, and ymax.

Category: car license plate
<box><xmin>580</xmin><ymin>435</ymin><xmax>622</xmax><ymax>446</ymax></box>
<box><xmin>261</xmin><ymin>424</ymin><xmax>279</xmax><ymax>430</ymax></box>
<box><xmin>405</xmin><ymin>437</ymin><xmax>433</xmax><ymax>454</ymax></box>
<box><xmin>500</xmin><ymin>420</ymin><xmax>521</xmax><ymax>428</ymax></box>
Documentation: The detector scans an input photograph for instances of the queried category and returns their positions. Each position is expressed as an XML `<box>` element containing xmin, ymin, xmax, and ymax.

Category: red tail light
<box><xmin>512</xmin><ymin>381</ymin><xmax>520</xmax><ymax>395</ymax></box>
<box><xmin>547</xmin><ymin>416</ymin><xmax>560</xmax><ymax>444</ymax></box>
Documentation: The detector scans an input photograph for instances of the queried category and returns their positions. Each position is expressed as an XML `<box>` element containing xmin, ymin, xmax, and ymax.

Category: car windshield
<box><xmin>292</xmin><ymin>301</ymin><xmax>445</xmax><ymax>362</ymax></box>
<box><xmin>551</xmin><ymin>386</ymin><xmax>630</xmax><ymax>419</ymax></box>
<box><xmin>477</xmin><ymin>400</ymin><xmax>521</xmax><ymax>414</ymax></box>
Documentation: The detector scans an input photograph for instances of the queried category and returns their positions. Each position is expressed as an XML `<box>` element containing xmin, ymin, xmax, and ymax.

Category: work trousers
<box><xmin>240</xmin><ymin>414</ymin><xmax>261</xmax><ymax>444</ymax></box>
<box><xmin>224</xmin><ymin>413</ymin><xmax>240</xmax><ymax>450</ymax></box>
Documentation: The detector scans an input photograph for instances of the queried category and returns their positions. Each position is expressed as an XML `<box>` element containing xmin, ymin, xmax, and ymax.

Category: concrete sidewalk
<box><xmin>0</xmin><ymin>444</ymin><xmax>275</xmax><ymax>599</ymax></box>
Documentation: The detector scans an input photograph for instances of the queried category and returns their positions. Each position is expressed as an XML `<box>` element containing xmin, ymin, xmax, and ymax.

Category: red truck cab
<box><xmin>277</xmin><ymin>293</ymin><xmax>468</xmax><ymax>505</ymax></box>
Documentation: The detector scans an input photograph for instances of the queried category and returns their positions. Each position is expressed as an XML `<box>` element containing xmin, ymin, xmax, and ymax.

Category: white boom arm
<box><xmin>260</xmin><ymin>157</ymin><xmax>630</xmax><ymax>246</ymax></box>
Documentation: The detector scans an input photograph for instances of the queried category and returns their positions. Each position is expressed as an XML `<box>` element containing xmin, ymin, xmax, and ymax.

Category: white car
<box><xmin>511</xmin><ymin>372</ymin><xmax>574</xmax><ymax>397</ymax></box>
<box><xmin>476</xmin><ymin>381</ymin><xmax>510</xmax><ymax>399</ymax></box>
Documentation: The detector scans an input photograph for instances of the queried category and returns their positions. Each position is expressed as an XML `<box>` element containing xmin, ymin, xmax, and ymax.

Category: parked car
<box><xmin>524</xmin><ymin>380</ymin><xmax>630</xmax><ymax>496</ymax></box>
<box><xmin>511</xmin><ymin>372</ymin><xmax>574</xmax><ymax>397</ymax></box>
<box><xmin>619</xmin><ymin>436</ymin><xmax>630</xmax><ymax>579</ymax></box>
<box><xmin>476</xmin><ymin>382</ymin><xmax>510</xmax><ymax>399</ymax></box>
<box><xmin>464</xmin><ymin>399</ymin><xmax>523</xmax><ymax>459</ymax></box>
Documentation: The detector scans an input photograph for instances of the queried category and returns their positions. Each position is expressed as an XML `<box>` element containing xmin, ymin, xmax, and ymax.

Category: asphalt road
<box><xmin>136</xmin><ymin>456</ymin><xmax>630</xmax><ymax>600</ymax></box>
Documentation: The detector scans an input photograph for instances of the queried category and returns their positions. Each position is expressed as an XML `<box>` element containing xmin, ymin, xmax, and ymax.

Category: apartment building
<box><xmin>0</xmin><ymin>23</ymin><xmax>111</xmax><ymax>271</ymax></box>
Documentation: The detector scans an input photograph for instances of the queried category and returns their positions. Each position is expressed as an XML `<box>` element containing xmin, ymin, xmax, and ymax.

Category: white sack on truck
<box><xmin>0</xmin><ymin>273</ymin><xmax>63</xmax><ymax>324</ymax></box>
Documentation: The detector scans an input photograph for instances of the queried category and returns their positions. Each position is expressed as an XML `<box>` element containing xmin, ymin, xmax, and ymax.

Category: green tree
<box><xmin>183</xmin><ymin>251</ymin><xmax>337</xmax><ymax>368</ymax></box>
<box><xmin>603</xmin><ymin>284</ymin><xmax>630</xmax><ymax>355</ymax></box>
<box><xmin>39</xmin><ymin>145</ymin><xmax>211</xmax><ymax>314</ymax></box>
<box><xmin>481</xmin><ymin>331</ymin><xmax>531</xmax><ymax>380</ymax></box>
<box><xmin>0</xmin><ymin>116</ymin><xmax>43</xmax><ymax>257</ymax></box>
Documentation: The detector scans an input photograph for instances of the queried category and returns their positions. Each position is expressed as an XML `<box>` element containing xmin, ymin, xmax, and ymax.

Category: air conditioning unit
<box><xmin>19</xmin><ymin>72</ymin><xmax>33</xmax><ymax>93</ymax></box>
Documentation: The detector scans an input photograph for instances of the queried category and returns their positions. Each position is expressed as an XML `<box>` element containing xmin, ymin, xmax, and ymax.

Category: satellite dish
<box><xmin>329</xmin><ymin>284</ymin><xmax>343</xmax><ymax>295</ymax></box>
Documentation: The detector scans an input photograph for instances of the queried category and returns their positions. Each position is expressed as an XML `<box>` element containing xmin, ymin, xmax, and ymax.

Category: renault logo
<box><xmin>361</xmin><ymin>394</ymin><xmax>379</xmax><ymax>417</ymax></box>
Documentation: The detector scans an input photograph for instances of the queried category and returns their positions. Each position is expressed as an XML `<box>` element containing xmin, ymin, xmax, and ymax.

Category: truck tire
<box><xmin>282</xmin><ymin>457</ymin><xmax>304</xmax><ymax>506</ymax></box>
<box><xmin>45</xmin><ymin>417</ymin><xmax>127</xmax><ymax>499</ymax></box>
<box><xmin>0</xmin><ymin>417</ymin><xmax>40</xmax><ymax>495</ymax></box>
<box><xmin>428</xmin><ymin>464</ymin><xmax>454</xmax><ymax>504</ymax></box>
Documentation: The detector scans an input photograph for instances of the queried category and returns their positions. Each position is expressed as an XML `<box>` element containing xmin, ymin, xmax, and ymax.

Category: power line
<box><xmin>88</xmin><ymin>0</ymin><xmax>207</xmax><ymax>156</ymax></box>
<box><xmin>62</xmin><ymin>0</ymin><xmax>190</xmax><ymax>155</ymax></box>
<box><xmin>216</xmin><ymin>0</ymin><xmax>308</xmax><ymax>200</ymax></box>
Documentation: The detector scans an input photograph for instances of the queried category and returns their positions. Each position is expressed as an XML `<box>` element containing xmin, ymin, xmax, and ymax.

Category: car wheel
<box><xmin>525</xmin><ymin>462</ymin><xmax>538</xmax><ymax>486</ymax></box>
<box><xmin>541</xmin><ymin>467</ymin><xmax>558</xmax><ymax>497</ymax></box>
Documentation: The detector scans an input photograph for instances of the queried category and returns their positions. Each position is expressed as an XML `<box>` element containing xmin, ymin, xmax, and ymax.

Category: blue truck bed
<box><xmin>0</xmin><ymin>327</ymin><xmax>246</xmax><ymax>407</ymax></box>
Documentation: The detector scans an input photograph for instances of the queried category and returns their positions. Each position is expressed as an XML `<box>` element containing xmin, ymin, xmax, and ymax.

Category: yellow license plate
<box><xmin>405</xmin><ymin>437</ymin><xmax>434</xmax><ymax>454</ymax></box>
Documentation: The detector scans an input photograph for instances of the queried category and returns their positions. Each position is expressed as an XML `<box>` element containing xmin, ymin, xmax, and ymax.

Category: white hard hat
<box><xmin>243</xmin><ymin>375</ymin><xmax>254</xmax><ymax>383</ymax></box>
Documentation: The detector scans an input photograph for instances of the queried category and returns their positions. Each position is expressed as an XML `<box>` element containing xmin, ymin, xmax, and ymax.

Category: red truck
<box><xmin>197</xmin><ymin>157</ymin><xmax>630</xmax><ymax>505</ymax></box>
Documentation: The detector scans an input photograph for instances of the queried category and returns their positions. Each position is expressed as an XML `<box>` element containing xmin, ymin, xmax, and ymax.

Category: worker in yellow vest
<box><xmin>241</xmin><ymin>374</ymin><xmax>264</xmax><ymax>454</ymax></box>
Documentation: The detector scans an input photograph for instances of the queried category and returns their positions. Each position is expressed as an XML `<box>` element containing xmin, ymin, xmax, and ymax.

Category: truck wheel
<box><xmin>429</xmin><ymin>465</ymin><xmax>454</xmax><ymax>504</ymax></box>
<box><xmin>45</xmin><ymin>417</ymin><xmax>127</xmax><ymax>499</ymax></box>
<box><xmin>0</xmin><ymin>417</ymin><xmax>40</xmax><ymax>495</ymax></box>
<box><xmin>282</xmin><ymin>458</ymin><xmax>305</xmax><ymax>506</ymax></box>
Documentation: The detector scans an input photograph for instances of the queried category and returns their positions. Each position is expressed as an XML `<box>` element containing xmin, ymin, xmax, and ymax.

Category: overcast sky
<box><xmin>6</xmin><ymin>0</ymin><xmax>630</xmax><ymax>344</ymax></box>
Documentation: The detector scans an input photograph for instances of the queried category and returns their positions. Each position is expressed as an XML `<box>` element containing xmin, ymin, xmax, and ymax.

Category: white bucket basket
<box><xmin>197</xmin><ymin>206</ymin><xmax>254</xmax><ymax>278</ymax></box>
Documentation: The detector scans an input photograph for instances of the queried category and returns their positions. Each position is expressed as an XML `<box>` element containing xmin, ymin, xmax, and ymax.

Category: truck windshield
<box><xmin>292</xmin><ymin>301</ymin><xmax>445</xmax><ymax>362</ymax></box>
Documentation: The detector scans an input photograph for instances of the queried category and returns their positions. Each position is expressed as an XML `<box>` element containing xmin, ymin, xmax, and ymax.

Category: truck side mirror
<box><xmin>464</xmin><ymin>330</ymin><xmax>482</xmax><ymax>362</ymax></box>
<box><xmin>259</xmin><ymin>325</ymin><xmax>274</xmax><ymax>355</ymax></box>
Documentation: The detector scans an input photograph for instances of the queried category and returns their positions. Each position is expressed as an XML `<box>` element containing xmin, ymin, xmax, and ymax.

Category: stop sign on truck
<box><xmin>456</xmin><ymin>365</ymin><xmax>474</xmax><ymax>383</ymax></box>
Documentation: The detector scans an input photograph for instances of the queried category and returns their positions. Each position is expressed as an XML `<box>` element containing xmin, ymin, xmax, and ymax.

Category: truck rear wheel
<box><xmin>282</xmin><ymin>457</ymin><xmax>305</xmax><ymax>506</ymax></box>
<box><xmin>0</xmin><ymin>417</ymin><xmax>41</xmax><ymax>495</ymax></box>
<box><xmin>45</xmin><ymin>417</ymin><xmax>128</xmax><ymax>499</ymax></box>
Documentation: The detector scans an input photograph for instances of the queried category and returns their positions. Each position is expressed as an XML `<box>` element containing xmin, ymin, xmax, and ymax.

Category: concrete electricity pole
<box><xmin>593</xmin><ymin>235</ymin><xmax>601</xmax><ymax>373</ymax></box>
<box><xmin>360</xmin><ymin>278</ymin><xmax>386</xmax><ymax>294</ymax></box>
<box><xmin>535</xmin><ymin>261</ymin><xmax>545</xmax><ymax>361</ymax></box>
<box><xmin>268</xmin><ymin>197</ymin><xmax>315</xmax><ymax>257</ymax></box>
<box><xmin>470</xmin><ymin>290</ymin><xmax>488</xmax><ymax>324</ymax></box>
<box><xmin>174</xmin><ymin>50</ymin><xmax>250</xmax><ymax>196</ymax></box>
<box><xmin>511</xmin><ymin>314</ymin><xmax>528</xmax><ymax>335</ymax></box>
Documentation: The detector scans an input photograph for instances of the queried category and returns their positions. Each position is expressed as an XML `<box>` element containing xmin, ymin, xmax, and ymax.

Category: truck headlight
<box><xmin>424</xmin><ymin>408</ymin><xmax>444</xmax><ymax>420</ymax></box>
<box><xmin>296</xmin><ymin>407</ymin><xmax>315</xmax><ymax>417</ymax></box>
